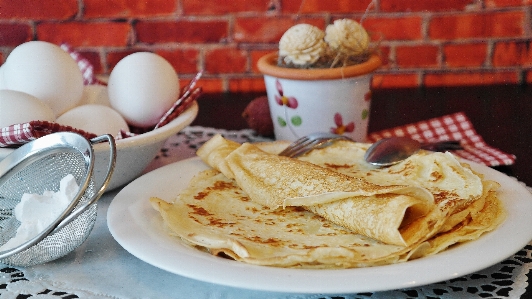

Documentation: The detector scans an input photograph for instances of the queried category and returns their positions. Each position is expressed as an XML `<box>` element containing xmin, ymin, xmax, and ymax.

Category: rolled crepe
<box><xmin>197</xmin><ymin>134</ymin><xmax>436</xmax><ymax>246</ymax></box>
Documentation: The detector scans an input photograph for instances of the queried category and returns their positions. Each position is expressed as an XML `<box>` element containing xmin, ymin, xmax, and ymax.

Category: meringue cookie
<box><xmin>325</xmin><ymin>19</ymin><xmax>370</xmax><ymax>57</ymax></box>
<box><xmin>279</xmin><ymin>24</ymin><xmax>327</xmax><ymax>66</ymax></box>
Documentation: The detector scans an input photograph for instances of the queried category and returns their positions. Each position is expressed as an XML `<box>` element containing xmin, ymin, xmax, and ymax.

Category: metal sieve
<box><xmin>0</xmin><ymin>132</ymin><xmax>116</xmax><ymax>266</ymax></box>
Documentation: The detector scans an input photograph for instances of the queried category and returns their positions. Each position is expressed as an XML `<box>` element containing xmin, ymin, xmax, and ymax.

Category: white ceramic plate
<box><xmin>107</xmin><ymin>157</ymin><xmax>532</xmax><ymax>294</ymax></box>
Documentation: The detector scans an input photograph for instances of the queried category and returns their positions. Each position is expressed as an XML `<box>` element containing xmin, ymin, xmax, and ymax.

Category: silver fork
<box><xmin>278</xmin><ymin>132</ymin><xmax>352</xmax><ymax>158</ymax></box>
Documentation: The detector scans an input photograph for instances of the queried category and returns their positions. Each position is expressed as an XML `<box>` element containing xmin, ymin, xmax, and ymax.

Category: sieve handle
<box><xmin>53</xmin><ymin>134</ymin><xmax>117</xmax><ymax>232</ymax></box>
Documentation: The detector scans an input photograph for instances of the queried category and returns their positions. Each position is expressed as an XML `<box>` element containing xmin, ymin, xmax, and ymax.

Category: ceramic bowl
<box><xmin>0</xmin><ymin>102</ymin><xmax>198</xmax><ymax>191</ymax></box>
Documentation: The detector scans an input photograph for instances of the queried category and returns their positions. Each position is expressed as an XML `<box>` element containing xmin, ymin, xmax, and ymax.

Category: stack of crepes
<box><xmin>150</xmin><ymin>134</ymin><xmax>505</xmax><ymax>269</ymax></box>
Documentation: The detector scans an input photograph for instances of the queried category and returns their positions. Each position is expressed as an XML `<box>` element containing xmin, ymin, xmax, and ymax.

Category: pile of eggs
<box><xmin>0</xmin><ymin>41</ymin><xmax>180</xmax><ymax>136</ymax></box>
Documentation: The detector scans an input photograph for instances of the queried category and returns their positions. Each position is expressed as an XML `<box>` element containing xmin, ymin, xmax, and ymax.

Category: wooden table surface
<box><xmin>192</xmin><ymin>84</ymin><xmax>532</xmax><ymax>187</ymax></box>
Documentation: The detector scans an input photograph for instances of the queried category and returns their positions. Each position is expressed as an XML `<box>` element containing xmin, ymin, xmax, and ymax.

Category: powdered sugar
<box><xmin>0</xmin><ymin>174</ymin><xmax>79</xmax><ymax>251</ymax></box>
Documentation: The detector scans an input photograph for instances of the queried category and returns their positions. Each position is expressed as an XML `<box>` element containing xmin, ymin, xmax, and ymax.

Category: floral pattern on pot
<box><xmin>361</xmin><ymin>91</ymin><xmax>371</xmax><ymax>120</ymax></box>
<box><xmin>274</xmin><ymin>80</ymin><xmax>302</xmax><ymax>135</ymax></box>
<box><xmin>275</xmin><ymin>80</ymin><xmax>298</xmax><ymax>109</ymax></box>
<box><xmin>361</xmin><ymin>108</ymin><xmax>369</xmax><ymax>120</ymax></box>
<box><xmin>331</xmin><ymin>113</ymin><xmax>355</xmax><ymax>135</ymax></box>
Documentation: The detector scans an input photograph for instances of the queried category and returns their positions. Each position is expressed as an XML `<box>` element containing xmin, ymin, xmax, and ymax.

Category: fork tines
<box><xmin>278</xmin><ymin>136</ymin><xmax>313</xmax><ymax>158</ymax></box>
<box><xmin>278</xmin><ymin>132</ymin><xmax>351</xmax><ymax>158</ymax></box>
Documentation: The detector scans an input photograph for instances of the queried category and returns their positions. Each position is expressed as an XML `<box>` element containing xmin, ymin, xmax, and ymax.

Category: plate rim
<box><xmin>107</xmin><ymin>156</ymin><xmax>532</xmax><ymax>294</ymax></box>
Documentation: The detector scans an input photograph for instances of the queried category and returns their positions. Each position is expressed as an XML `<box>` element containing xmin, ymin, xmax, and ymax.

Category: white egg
<box><xmin>0</xmin><ymin>89</ymin><xmax>55</xmax><ymax>128</ymax></box>
<box><xmin>79</xmin><ymin>84</ymin><xmax>111</xmax><ymax>107</ymax></box>
<box><xmin>107</xmin><ymin>52</ymin><xmax>179</xmax><ymax>128</ymax></box>
<box><xmin>56</xmin><ymin>104</ymin><xmax>129</xmax><ymax>136</ymax></box>
<box><xmin>2</xmin><ymin>41</ymin><xmax>84</xmax><ymax>117</ymax></box>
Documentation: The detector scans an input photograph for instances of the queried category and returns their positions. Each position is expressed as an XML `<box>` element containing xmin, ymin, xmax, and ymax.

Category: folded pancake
<box><xmin>150</xmin><ymin>163</ymin><xmax>504</xmax><ymax>269</ymax></box>
<box><xmin>197</xmin><ymin>134</ymin><xmax>436</xmax><ymax>246</ymax></box>
<box><xmin>196</xmin><ymin>136</ymin><xmax>240</xmax><ymax>179</ymax></box>
<box><xmin>150</xmin><ymin>170</ymin><xmax>411</xmax><ymax>268</ymax></box>
<box><xmin>296</xmin><ymin>140</ymin><xmax>487</xmax><ymax>232</ymax></box>
<box><xmin>152</xmin><ymin>136</ymin><xmax>505</xmax><ymax>269</ymax></box>
<box><xmin>423</xmin><ymin>179</ymin><xmax>504</xmax><ymax>254</ymax></box>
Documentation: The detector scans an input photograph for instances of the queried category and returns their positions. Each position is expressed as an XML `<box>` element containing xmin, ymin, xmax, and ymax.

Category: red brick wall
<box><xmin>0</xmin><ymin>0</ymin><xmax>530</xmax><ymax>92</ymax></box>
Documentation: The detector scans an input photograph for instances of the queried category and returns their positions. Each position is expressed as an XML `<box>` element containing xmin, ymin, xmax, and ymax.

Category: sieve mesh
<box><xmin>0</xmin><ymin>184</ymin><xmax>97</xmax><ymax>267</ymax></box>
<box><xmin>0</xmin><ymin>133</ymin><xmax>115</xmax><ymax>267</ymax></box>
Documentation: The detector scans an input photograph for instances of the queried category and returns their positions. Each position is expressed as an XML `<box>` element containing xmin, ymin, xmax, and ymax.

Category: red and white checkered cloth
<box><xmin>367</xmin><ymin>112</ymin><xmax>515</xmax><ymax>167</ymax></box>
<box><xmin>0</xmin><ymin>121</ymin><xmax>97</xmax><ymax>147</ymax></box>
<box><xmin>60</xmin><ymin>43</ymin><xmax>101</xmax><ymax>85</ymax></box>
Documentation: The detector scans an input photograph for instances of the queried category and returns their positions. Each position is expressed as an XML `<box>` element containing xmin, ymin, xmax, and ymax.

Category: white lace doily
<box><xmin>0</xmin><ymin>126</ymin><xmax>530</xmax><ymax>299</ymax></box>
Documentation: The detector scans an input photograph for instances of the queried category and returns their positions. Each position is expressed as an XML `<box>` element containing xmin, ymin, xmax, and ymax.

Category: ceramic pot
<box><xmin>257</xmin><ymin>52</ymin><xmax>381</xmax><ymax>142</ymax></box>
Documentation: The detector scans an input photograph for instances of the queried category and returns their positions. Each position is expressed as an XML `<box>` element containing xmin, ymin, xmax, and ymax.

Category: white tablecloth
<box><xmin>1</xmin><ymin>126</ymin><xmax>530</xmax><ymax>299</ymax></box>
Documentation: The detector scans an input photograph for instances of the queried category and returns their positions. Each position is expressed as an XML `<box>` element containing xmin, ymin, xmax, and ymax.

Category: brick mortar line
<box><xmin>419</xmin><ymin>68</ymin><xmax>528</xmax><ymax>74</ymax></box>
<box><xmin>524</xmin><ymin>5</ymin><xmax>532</xmax><ymax>37</ymax></box>
<box><xmin>52</xmin><ymin>7</ymin><xmax>529</xmax><ymax>23</ymax></box>
<box><xmin>486</xmin><ymin>40</ymin><xmax>494</xmax><ymax>69</ymax></box>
